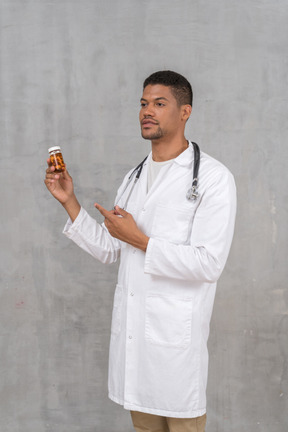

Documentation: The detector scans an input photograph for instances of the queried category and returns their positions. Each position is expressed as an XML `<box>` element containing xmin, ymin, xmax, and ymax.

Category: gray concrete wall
<box><xmin>0</xmin><ymin>0</ymin><xmax>287</xmax><ymax>431</ymax></box>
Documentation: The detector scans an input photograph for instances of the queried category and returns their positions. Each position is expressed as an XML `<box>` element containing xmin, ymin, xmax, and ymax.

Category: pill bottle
<box><xmin>48</xmin><ymin>146</ymin><xmax>65</xmax><ymax>173</ymax></box>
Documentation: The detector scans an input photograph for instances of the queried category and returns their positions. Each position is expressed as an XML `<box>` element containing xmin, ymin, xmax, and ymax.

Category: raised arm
<box><xmin>44</xmin><ymin>159</ymin><xmax>81</xmax><ymax>222</ymax></box>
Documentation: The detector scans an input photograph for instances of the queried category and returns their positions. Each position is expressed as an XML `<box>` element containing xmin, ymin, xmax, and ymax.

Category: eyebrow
<box><xmin>140</xmin><ymin>97</ymin><xmax>169</xmax><ymax>102</ymax></box>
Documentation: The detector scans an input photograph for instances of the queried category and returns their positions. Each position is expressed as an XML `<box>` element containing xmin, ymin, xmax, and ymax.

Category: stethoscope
<box><xmin>116</xmin><ymin>142</ymin><xmax>200</xmax><ymax>210</ymax></box>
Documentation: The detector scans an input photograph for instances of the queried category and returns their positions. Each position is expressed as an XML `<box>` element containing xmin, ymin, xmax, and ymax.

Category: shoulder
<box><xmin>197</xmin><ymin>151</ymin><xmax>236</xmax><ymax>201</ymax></box>
<box><xmin>200</xmin><ymin>151</ymin><xmax>234</xmax><ymax>180</ymax></box>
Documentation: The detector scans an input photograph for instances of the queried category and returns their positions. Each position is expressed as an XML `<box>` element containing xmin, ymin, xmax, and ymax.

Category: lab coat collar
<box><xmin>144</xmin><ymin>140</ymin><xmax>195</xmax><ymax>168</ymax></box>
<box><xmin>173</xmin><ymin>141</ymin><xmax>194</xmax><ymax>167</ymax></box>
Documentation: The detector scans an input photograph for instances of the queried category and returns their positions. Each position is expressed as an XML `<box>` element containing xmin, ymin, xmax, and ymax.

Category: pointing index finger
<box><xmin>94</xmin><ymin>203</ymin><xmax>111</xmax><ymax>219</ymax></box>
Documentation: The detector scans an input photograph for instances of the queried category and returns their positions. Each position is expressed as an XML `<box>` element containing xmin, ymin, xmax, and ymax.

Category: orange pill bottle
<box><xmin>48</xmin><ymin>146</ymin><xmax>65</xmax><ymax>173</ymax></box>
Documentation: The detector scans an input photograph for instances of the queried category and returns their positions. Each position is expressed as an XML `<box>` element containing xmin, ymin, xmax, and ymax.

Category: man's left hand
<box><xmin>94</xmin><ymin>204</ymin><xmax>149</xmax><ymax>252</ymax></box>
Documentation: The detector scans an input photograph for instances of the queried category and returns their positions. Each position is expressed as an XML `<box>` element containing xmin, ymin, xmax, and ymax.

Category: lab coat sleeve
<box><xmin>62</xmin><ymin>167</ymin><xmax>136</xmax><ymax>264</ymax></box>
<box><xmin>63</xmin><ymin>207</ymin><xmax>121</xmax><ymax>264</ymax></box>
<box><xmin>144</xmin><ymin>169</ymin><xmax>237</xmax><ymax>283</ymax></box>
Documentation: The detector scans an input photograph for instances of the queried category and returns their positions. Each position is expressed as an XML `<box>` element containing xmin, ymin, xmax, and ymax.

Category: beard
<box><xmin>141</xmin><ymin>125</ymin><xmax>164</xmax><ymax>140</ymax></box>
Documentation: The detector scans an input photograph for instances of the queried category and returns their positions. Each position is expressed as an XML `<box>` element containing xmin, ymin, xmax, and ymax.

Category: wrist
<box><xmin>133</xmin><ymin>232</ymin><xmax>149</xmax><ymax>252</ymax></box>
<box><xmin>140</xmin><ymin>235</ymin><xmax>149</xmax><ymax>252</ymax></box>
<box><xmin>62</xmin><ymin>195</ymin><xmax>81</xmax><ymax>222</ymax></box>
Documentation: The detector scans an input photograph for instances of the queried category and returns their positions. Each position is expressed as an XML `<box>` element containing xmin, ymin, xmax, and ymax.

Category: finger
<box><xmin>46</xmin><ymin>158</ymin><xmax>53</xmax><ymax>167</ymax></box>
<box><xmin>45</xmin><ymin>165</ymin><xmax>59</xmax><ymax>177</ymax></box>
<box><xmin>45</xmin><ymin>166</ymin><xmax>59</xmax><ymax>177</ymax></box>
<box><xmin>45</xmin><ymin>174</ymin><xmax>60</xmax><ymax>182</ymax></box>
<box><xmin>114</xmin><ymin>205</ymin><xmax>128</xmax><ymax>217</ymax></box>
<box><xmin>46</xmin><ymin>165</ymin><xmax>55</xmax><ymax>174</ymax></box>
<box><xmin>44</xmin><ymin>178</ymin><xmax>56</xmax><ymax>188</ymax></box>
<box><xmin>94</xmin><ymin>203</ymin><xmax>111</xmax><ymax>219</ymax></box>
<box><xmin>61</xmin><ymin>165</ymin><xmax>71</xmax><ymax>179</ymax></box>
<box><xmin>113</xmin><ymin>206</ymin><xmax>121</xmax><ymax>216</ymax></box>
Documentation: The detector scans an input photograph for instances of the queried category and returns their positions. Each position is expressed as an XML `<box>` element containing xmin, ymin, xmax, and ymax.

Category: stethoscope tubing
<box><xmin>186</xmin><ymin>142</ymin><xmax>200</xmax><ymax>201</ymax></box>
<box><xmin>116</xmin><ymin>142</ymin><xmax>200</xmax><ymax>209</ymax></box>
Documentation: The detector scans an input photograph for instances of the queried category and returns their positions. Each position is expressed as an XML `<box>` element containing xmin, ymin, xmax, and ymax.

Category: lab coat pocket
<box><xmin>151</xmin><ymin>205</ymin><xmax>193</xmax><ymax>244</ymax></box>
<box><xmin>145</xmin><ymin>294</ymin><xmax>193</xmax><ymax>349</ymax></box>
<box><xmin>111</xmin><ymin>284</ymin><xmax>123</xmax><ymax>336</ymax></box>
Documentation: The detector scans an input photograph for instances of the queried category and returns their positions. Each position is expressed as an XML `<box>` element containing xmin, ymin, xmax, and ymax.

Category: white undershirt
<box><xmin>147</xmin><ymin>157</ymin><xmax>174</xmax><ymax>192</ymax></box>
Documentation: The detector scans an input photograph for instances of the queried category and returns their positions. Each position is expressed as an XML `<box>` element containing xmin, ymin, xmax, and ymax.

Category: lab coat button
<box><xmin>142</xmin><ymin>208</ymin><xmax>146</xmax><ymax>212</ymax></box>
<box><xmin>132</xmin><ymin>249</ymin><xmax>136</xmax><ymax>254</ymax></box>
<box><xmin>129</xmin><ymin>335</ymin><xmax>132</xmax><ymax>339</ymax></box>
<box><xmin>130</xmin><ymin>292</ymin><xmax>134</xmax><ymax>296</ymax></box>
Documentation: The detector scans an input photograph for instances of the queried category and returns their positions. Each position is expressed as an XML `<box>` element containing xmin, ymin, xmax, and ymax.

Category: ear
<box><xmin>181</xmin><ymin>104</ymin><xmax>192</xmax><ymax>122</ymax></box>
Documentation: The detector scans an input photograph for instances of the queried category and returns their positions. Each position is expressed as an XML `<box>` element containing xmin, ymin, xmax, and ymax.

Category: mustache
<box><xmin>141</xmin><ymin>117</ymin><xmax>159</xmax><ymax>125</ymax></box>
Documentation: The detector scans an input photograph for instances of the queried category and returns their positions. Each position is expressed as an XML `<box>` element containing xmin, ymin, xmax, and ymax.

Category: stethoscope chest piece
<box><xmin>186</xmin><ymin>184</ymin><xmax>198</xmax><ymax>201</ymax></box>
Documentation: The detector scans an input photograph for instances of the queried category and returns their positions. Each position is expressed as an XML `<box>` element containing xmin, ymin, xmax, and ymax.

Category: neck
<box><xmin>151</xmin><ymin>137</ymin><xmax>189</xmax><ymax>162</ymax></box>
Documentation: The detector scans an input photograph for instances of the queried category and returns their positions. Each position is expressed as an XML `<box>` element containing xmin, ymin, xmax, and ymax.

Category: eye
<box><xmin>140</xmin><ymin>102</ymin><xmax>147</xmax><ymax>108</ymax></box>
<box><xmin>156</xmin><ymin>102</ymin><xmax>165</xmax><ymax>107</ymax></box>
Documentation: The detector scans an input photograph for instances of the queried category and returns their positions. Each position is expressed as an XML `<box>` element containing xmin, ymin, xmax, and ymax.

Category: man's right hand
<box><xmin>44</xmin><ymin>159</ymin><xmax>81</xmax><ymax>222</ymax></box>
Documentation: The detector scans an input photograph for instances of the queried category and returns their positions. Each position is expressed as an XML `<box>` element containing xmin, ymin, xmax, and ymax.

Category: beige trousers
<box><xmin>130</xmin><ymin>411</ymin><xmax>206</xmax><ymax>432</ymax></box>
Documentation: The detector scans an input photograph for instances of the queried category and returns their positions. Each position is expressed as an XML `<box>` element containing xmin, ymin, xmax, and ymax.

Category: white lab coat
<box><xmin>63</xmin><ymin>142</ymin><xmax>236</xmax><ymax>418</ymax></box>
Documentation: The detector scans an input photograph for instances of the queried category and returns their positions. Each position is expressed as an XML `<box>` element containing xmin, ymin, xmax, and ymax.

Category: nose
<box><xmin>142</xmin><ymin>103</ymin><xmax>155</xmax><ymax>117</ymax></box>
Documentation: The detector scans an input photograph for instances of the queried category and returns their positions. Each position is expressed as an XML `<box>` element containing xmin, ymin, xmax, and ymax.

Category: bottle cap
<box><xmin>48</xmin><ymin>146</ymin><xmax>61</xmax><ymax>153</ymax></box>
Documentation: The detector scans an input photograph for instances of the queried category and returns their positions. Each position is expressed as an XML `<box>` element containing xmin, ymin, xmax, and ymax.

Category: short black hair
<box><xmin>143</xmin><ymin>70</ymin><xmax>193</xmax><ymax>106</ymax></box>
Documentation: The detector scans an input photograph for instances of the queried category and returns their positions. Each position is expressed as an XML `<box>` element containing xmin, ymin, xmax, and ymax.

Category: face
<box><xmin>139</xmin><ymin>84</ymin><xmax>189</xmax><ymax>141</ymax></box>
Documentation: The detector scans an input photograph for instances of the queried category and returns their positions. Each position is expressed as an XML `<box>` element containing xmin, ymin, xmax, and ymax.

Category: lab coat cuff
<box><xmin>62</xmin><ymin>206</ymin><xmax>87</xmax><ymax>239</ymax></box>
<box><xmin>144</xmin><ymin>237</ymin><xmax>156</xmax><ymax>274</ymax></box>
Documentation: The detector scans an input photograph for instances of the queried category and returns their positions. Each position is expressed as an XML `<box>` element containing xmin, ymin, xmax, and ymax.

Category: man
<box><xmin>45</xmin><ymin>70</ymin><xmax>236</xmax><ymax>432</ymax></box>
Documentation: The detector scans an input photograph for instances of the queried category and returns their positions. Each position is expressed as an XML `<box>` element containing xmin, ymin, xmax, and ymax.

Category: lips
<box><xmin>141</xmin><ymin>119</ymin><xmax>158</xmax><ymax>126</ymax></box>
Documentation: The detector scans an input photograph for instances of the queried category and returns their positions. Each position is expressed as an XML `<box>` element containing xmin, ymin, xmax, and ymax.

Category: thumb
<box><xmin>114</xmin><ymin>205</ymin><xmax>128</xmax><ymax>217</ymax></box>
<box><xmin>61</xmin><ymin>165</ymin><xmax>72</xmax><ymax>180</ymax></box>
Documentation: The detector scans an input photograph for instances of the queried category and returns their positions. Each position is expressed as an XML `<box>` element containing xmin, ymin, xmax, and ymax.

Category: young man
<box><xmin>45</xmin><ymin>70</ymin><xmax>236</xmax><ymax>432</ymax></box>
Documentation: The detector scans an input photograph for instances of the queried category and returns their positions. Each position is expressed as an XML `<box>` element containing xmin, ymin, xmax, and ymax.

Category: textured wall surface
<box><xmin>0</xmin><ymin>1</ymin><xmax>287</xmax><ymax>431</ymax></box>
